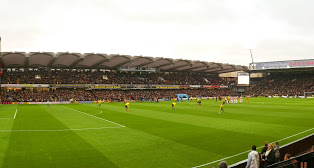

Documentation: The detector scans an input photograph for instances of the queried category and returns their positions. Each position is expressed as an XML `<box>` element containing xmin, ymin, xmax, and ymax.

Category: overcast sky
<box><xmin>1</xmin><ymin>0</ymin><xmax>314</xmax><ymax>66</ymax></box>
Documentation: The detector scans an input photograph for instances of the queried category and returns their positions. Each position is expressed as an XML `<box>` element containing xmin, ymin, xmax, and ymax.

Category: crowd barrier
<box><xmin>229</xmin><ymin>134</ymin><xmax>314</xmax><ymax>168</ymax></box>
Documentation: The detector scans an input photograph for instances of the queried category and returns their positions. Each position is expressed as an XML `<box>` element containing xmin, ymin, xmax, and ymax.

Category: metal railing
<box><xmin>267</xmin><ymin>152</ymin><xmax>313</xmax><ymax>168</ymax></box>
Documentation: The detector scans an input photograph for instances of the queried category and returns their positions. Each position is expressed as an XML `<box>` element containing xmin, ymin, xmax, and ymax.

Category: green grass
<box><xmin>0</xmin><ymin>98</ymin><xmax>313</xmax><ymax>168</ymax></box>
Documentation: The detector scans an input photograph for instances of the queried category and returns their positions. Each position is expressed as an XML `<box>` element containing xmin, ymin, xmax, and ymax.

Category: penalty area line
<box><xmin>191</xmin><ymin>127</ymin><xmax>314</xmax><ymax>168</ymax></box>
<box><xmin>0</xmin><ymin>109</ymin><xmax>18</xmax><ymax>119</ymax></box>
<box><xmin>14</xmin><ymin>109</ymin><xmax>18</xmax><ymax>119</ymax></box>
<box><xmin>62</xmin><ymin>106</ymin><xmax>126</xmax><ymax>128</ymax></box>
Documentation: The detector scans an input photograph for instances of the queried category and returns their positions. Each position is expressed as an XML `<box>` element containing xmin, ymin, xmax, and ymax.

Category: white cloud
<box><xmin>1</xmin><ymin>0</ymin><xmax>313</xmax><ymax>66</ymax></box>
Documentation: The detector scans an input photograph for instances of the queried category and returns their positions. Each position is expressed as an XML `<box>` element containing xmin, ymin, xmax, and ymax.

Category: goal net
<box><xmin>304</xmin><ymin>92</ymin><xmax>314</xmax><ymax>98</ymax></box>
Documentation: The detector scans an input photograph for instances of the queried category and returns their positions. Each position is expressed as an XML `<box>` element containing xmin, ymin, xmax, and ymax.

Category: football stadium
<box><xmin>1</xmin><ymin>1</ymin><xmax>314</xmax><ymax>168</ymax></box>
<box><xmin>0</xmin><ymin>53</ymin><xmax>313</xmax><ymax>168</ymax></box>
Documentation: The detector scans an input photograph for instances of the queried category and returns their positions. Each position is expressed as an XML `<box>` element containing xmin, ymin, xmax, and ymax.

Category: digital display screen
<box><xmin>238</xmin><ymin>72</ymin><xmax>249</xmax><ymax>86</ymax></box>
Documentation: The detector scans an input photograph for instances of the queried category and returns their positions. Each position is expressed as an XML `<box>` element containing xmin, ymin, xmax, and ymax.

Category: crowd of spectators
<box><xmin>0</xmin><ymin>88</ymin><xmax>235</xmax><ymax>102</ymax></box>
<box><xmin>249</xmin><ymin>72</ymin><xmax>314</xmax><ymax>96</ymax></box>
<box><xmin>2</xmin><ymin>70</ymin><xmax>314</xmax><ymax>98</ymax></box>
<box><xmin>0</xmin><ymin>89</ymin><xmax>94</xmax><ymax>102</ymax></box>
<box><xmin>246</xmin><ymin>142</ymin><xmax>314</xmax><ymax>168</ymax></box>
<box><xmin>93</xmin><ymin>89</ymin><xmax>236</xmax><ymax>100</ymax></box>
<box><xmin>0</xmin><ymin>70</ymin><xmax>226</xmax><ymax>85</ymax></box>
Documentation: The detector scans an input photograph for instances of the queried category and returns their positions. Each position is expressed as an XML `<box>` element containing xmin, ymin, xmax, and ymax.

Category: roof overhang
<box><xmin>0</xmin><ymin>52</ymin><xmax>248</xmax><ymax>73</ymax></box>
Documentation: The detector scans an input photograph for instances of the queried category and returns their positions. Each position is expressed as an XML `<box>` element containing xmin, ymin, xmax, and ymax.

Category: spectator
<box><xmin>284</xmin><ymin>153</ymin><xmax>291</xmax><ymax>161</ymax></box>
<box><xmin>218</xmin><ymin>161</ymin><xmax>228</xmax><ymax>168</ymax></box>
<box><xmin>274</xmin><ymin>142</ymin><xmax>280</xmax><ymax>162</ymax></box>
<box><xmin>261</xmin><ymin>141</ymin><xmax>268</xmax><ymax>165</ymax></box>
<box><xmin>283</xmin><ymin>153</ymin><xmax>296</xmax><ymax>168</ymax></box>
<box><xmin>265</xmin><ymin>144</ymin><xmax>275</xmax><ymax>167</ymax></box>
<box><xmin>246</xmin><ymin>145</ymin><xmax>260</xmax><ymax>168</ymax></box>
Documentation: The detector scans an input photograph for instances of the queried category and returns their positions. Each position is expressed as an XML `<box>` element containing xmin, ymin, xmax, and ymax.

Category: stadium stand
<box><xmin>2</xmin><ymin>52</ymin><xmax>314</xmax><ymax>102</ymax></box>
<box><xmin>2</xmin><ymin>70</ymin><xmax>314</xmax><ymax>101</ymax></box>
<box><xmin>0</xmin><ymin>70</ymin><xmax>227</xmax><ymax>85</ymax></box>
<box><xmin>2</xmin><ymin>70</ymin><xmax>314</xmax><ymax>102</ymax></box>
<box><xmin>249</xmin><ymin>72</ymin><xmax>314</xmax><ymax>96</ymax></box>
<box><xmin>0</xmin><ymin>89</ymin><xmax>237</xmax><ymax>103</ymax></box>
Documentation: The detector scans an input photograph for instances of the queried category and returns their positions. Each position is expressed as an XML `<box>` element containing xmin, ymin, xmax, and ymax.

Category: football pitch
<box><xmin>0</xmin><ymin>98</ymin><xmax>313</xmax><ymax>168</ymax></box>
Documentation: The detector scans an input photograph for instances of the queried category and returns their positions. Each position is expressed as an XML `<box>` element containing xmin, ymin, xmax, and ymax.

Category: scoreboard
<box><xmin>237</xmin><ymin>72</ymin><xmax>249</xmax><ymax>86</ymax></box>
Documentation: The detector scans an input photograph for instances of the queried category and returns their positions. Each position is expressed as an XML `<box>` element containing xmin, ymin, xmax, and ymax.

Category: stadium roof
<box><xmin>0</xmin><ymin>52</ymin><xmax>248</xmax><ymax>73</ymax></box>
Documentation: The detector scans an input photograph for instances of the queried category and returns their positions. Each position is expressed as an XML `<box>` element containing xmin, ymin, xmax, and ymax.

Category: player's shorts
<box><xmin>125</xmin><ymin>105</ymin><xmax>128</xmax><ymax>108</ymax></box>
<box><xmin>172</xmin><ymin>104</ymin><xmax>174</xmax><ymax>107</ymax></box>
<box><xmin>220</xmin><ymin>107</ymin><xmax>223</xmax><ymax>110</ymax></box>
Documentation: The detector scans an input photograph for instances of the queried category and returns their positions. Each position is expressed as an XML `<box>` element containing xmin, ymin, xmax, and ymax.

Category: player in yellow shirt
<box><xmin>125</xmin><ymin>102</ymin><xmax>130</xmax><ymax>112</ymax></box>
<box><xmin>195</xmin><ymin>98</ymin><xmax>202</xmax><ymax>107</ymax></box>
<box><xmin>222</xmin><ymin>98</ymin><xmax>226</xmax><ymax>105</ymax></box>
<box><xmin>219</xmin><ymin>103</ymin><xmax>224</xmax><ymax>114</ymax></box>
<box><xmin>98</xmin><ymin>100</ymin><xmax>102</xmax><ymax>108</ymax></box>
<box><xmin>172</xmin><ymin>102</ymin><xmax>176</xmax><ymax>110</ymax></box>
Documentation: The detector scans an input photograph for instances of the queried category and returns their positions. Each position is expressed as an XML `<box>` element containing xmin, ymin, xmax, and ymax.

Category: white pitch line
<box><xmin>93</xmin><ymin>111</ymin><xmax>103</xmax><ymax>115</ymax></box>
<box><xmin>0</xmin><ymin>126</ymin><xmax>122</xmax><ymax>132</ymax></box>
<box><xmin>0</xmin><ymin>109</ymin><xmax>18</xmax><ymax>119</ymax></box>
<box><xmin>192</xmin><ymin>127</ymin><xmax>314</xmax><ymax>168</ymax></box>
<box><xmin>62</xmin><ymin>106</ymin><xmax>126</xmax><ymax>128</ymax></box>
<box><xmin>14</xmin><ymin>109</ymin><xmax>18</xmax><ymax>119</ymax></box>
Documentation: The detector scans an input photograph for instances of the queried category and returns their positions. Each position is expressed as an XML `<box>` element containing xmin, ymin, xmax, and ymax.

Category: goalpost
<box><xmin>304</xmin><ymin>92</ymin><xmax>314</xmax><ymax>98</ymax></box>
<box><xmin>176</xmin><ymin>94</ymin><xmax>189</xmax><ymax>102</ymax></box>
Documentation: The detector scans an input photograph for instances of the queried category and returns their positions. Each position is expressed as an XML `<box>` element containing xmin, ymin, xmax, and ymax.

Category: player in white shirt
<box><xmin>234</xmin><ymin>96</ymin><xmax>238</xmax><ymax>103</ymax></box>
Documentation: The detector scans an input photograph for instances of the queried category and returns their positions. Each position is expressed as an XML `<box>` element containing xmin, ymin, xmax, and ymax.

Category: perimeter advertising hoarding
<box><xmin>1</xmin><ymin>84</ymin><xmax>227</xmax><ymax>89</ymax></box>
<box><xmin>203</xmin><ymin>85</ymin><xmax>228</xmax><ymax>88</ymax></box>
<box><xmin>54</xmin><ymin>84</ymin><xmax>87</xmax><ymax>88</ymax></box>
<box><xmin>190</xmin><ymin>85</ymin><xmax>201</xmax><ymax>88</ymax></box>
<box><xmin>90</xmin><ymin>86</ymin><xmax>121</xmax><ymax>89</ymax></box>
<box><xmin>255</xmin><ymin>59</ymin><xmax>314</xmax><ymax>70</ymax></box>
<box><xmin>155</xmin><ymin>86</ymin><xmax>180</xmax><ymax>89</ymax></box>
<box><xmin>1</xmin><ymin>84</ymin><xmax>50</xmax><ymax>88</ymax></box>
